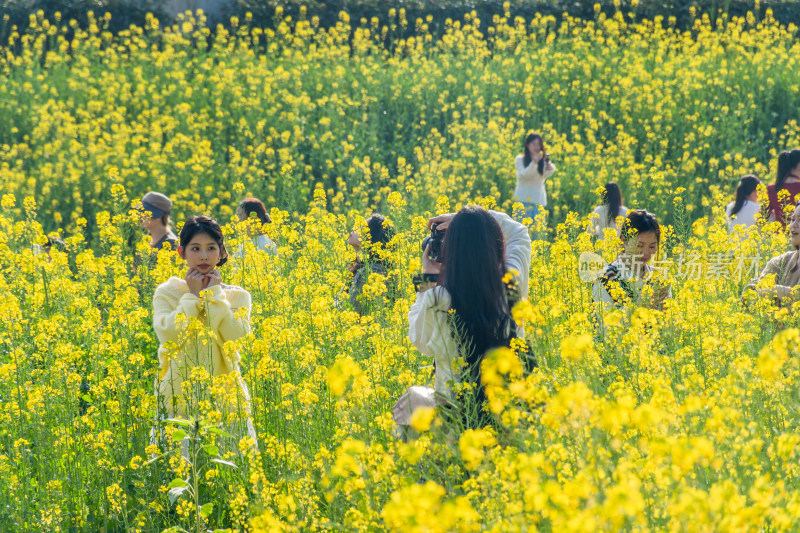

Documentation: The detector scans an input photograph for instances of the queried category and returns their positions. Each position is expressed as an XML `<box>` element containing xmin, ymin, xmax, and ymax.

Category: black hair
<box><xmin>348</xmin><ymin>213</ymin><xmax>395</xmax><ymax>273</ymax></box>
<box><xmin>238</xmin><ymin>197</ymin><xmax>271</xmax><ymax>224</ymax></box>
<box><xmin>601</xmin><ymin>182</ymin><xmax>623</xmax><ymax>226</ymax></box>
<box><xmin>620</xmin><ymin>209</ymin><xmax>661</xmax><ymax>246</ymax></box>
<box><xmin>775</xmin><ymin>150</ymin><xmax>800</xmax><ymax>191</ymax></box>
<box><xmin>440</xmin><ymin>205</ymin><xmax>515</xmax><ymax>428</ymax></box>
<box><xmin>43</xmin><ymin>236</ymin><xmax>67</xmax><ymax>253</ymax></box>
<box><xmin>179</xmin><ymin>215</ymin><xmax>228</xmax><ymax>267</ymax></box>
<box><xmin>523</xmin><ymin>132</ymin><xmax>547</xmax><ymax>174</ymax></box>
<box><xmin>730</xmin><ymin>175</ymin><xmax>761</xmax><ymax>217</ymax></box>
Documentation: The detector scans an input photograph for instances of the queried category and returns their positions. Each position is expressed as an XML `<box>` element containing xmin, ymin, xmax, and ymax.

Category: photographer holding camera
<box><xmin>394</xmin><ymin>206</ymin><xmax>531</xmax><ymax>435</ymax></box>
<box><xmin>514</xmin><ymin>132</ymin><xmax>556</xmax><ymax>235</ymax></box>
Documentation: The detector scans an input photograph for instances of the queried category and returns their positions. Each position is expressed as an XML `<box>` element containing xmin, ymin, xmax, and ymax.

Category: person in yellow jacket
<box><xmin>152</xmin><ymin>215</ymin><xmax>257</xmax><ymax>448</ymax></box>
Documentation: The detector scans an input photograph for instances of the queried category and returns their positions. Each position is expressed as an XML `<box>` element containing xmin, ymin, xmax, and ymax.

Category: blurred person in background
<box><xmin>139</xmin><ymin>191</ymin><xmax>178</xmax><ymax>250</ymax></box>
<box><xmin>744</xmin><ymin>204</ymin><xmax>800</xmax><ymax>306</ymax></box>
<box><xmin>346</xmin><ymin>213</ymin><xmax>396</xmax><ymax>314</ymax></box>
<box><xmin>514</xmin><ymin>132</ymin><xmax>556</xmax><ymax>236</ymax></box>
<box><xmin>726</xmin><ymin>175</ymin><xmax>762</xmax><ymax>232</ymax></box>
<box><xmin>767</xmin><ymin>150</ymin><xmax>800</xmax><ymax>226</ymax></box>
<box><xmin>234</xmin><ymin>197</ymin><xmax>277</xmax><ymax>258</ymax></box>
<box><xmin>588</xmin><ymin>182</ymin><xmax>627</xmax><ymax>240</ymax></box>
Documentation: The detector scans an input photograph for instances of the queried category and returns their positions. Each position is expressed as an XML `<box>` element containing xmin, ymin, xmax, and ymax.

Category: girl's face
<box><xmin>236</xmin><ymin>207</ymin><xmax>247</xmax><ymax>222</ymax></box>
<box><xmin>792</xmin><ymin>162</ymin><xmax>800</xmax><ymax>177</ymax></box>
<box><xmin>789</xmin><ymin>205</ymin><xmax>800</xmax><ymax>248</ymax></box>
<box><xmin>625</xmin><ymin>230</ymin><xmax>659</xmax><ymax>265</ymax></box>
<box><xmin>179</xmin><ymin>231</ymin><xmax>220</xmax><ymax>274</ymax></box>
<box><xmin>527</xmin><ymin>138</ymin><xmax>542</xmax><ymax>154</ymax></box>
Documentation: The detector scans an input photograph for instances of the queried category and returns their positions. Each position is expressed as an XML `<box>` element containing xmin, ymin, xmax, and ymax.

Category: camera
<box><xmin>421</xmin><ymin>223</ymin><xmax>445</xmax><ymax>262</ymax></box>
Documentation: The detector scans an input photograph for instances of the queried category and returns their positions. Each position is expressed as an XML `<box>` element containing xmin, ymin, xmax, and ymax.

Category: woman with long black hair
<box><xmin>589</xmin><ymin>182</ymin><xmax>627</xmax><ymax>239</ymax></box>
<box><xmin>767</xmin><ymin>150</ymin><xmax>800</xmax><ymax>226</ymax></box>
<box><xmin>397</xmin><ymin>206</ymin><xmax>532</xmax><ymax>433</ymax></box>
<box><xmin>726</xmin><ymin>175</ymin><xmax>761</xmax><ymax>232</ymax></box>
<box><xmin>346</xmin><ymin>213</ymin><xmax>396</xmax><ymax>314</ymax></box>
<box><xmin>514</xmin><ymin>132</ymin><xmax>556</xmax><ymax>229</ymax></box>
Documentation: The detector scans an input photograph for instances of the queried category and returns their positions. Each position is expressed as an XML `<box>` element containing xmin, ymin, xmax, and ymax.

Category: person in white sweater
<box><xmin>393</xmin><ymin>207</ymin><xmax>532</xmax><ymax>435</ymax></box>
<box><xmin>152</xmin><ymin>215</ymin><xmax>257</xmax><ymax>449</ymax></box>
<box><xmin>514</xmin><ymin>132</ymin><xmax>556</xmax><ymax>230</ymax></box>
<box><xmin>589</xmin><ymin>182</ymin><xmax>628</xmax><ymax>240</ymax></box>
<box><xmin>725</xmin><ymin>175</ymin><xmax>762</xmax><ymax>232</ymax></box>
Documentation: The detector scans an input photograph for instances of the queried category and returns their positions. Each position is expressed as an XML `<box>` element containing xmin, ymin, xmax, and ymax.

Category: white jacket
<box><xmin>408</xmin><ymin>211</ymin><xmax>531</xmax><ymax>400</ymax></box>
<box><xmin>513</xmin><ymin>154</ymin><xmax>556</xmax><ymax>207</ymax></box>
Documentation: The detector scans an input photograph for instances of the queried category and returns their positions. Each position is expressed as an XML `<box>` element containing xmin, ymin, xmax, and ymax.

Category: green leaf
<box><xmin>200</xmin><ymin>502</ymin><xmax>213</xmax><ymax>518</ymax></box>
<box><xmin>168</xmin><ymin>478</ymin><xmax>187</xmax><ymax>489</ymax></box>
<box><xmin>166</xmin><ymin>418</ymin><xmax>192</xmax><ymax>427</ymax></box>
<box><xmin>202</xmin><ymin>444</ymin><xmax>220</xmax><ymax>457</ymax></box>
<box><xmin>171</xmin><ymin>430</ymin><xmax>187</xmax><ymax>442</ymax></box>
<box><xmin>206</xmin><ymin>427</ymin><xmax>234</xmax><ymax>438</ymax></box>
<box><xmin>81</xmin><ymin>394</ymin><xmax>92</xmax><ymax>403</ymax></box>
<box><xmin>211</xmin><ymin>458</ymin><xmax>238</xmax><ymax>469</ymax></box>
<box><xmin>167</xmin><ymin>485</ymin><xmax>190</xmax><ymax>505</ymax></box>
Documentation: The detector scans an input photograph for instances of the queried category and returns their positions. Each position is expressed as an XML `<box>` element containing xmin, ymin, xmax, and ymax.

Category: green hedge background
<box><xmin>2</xmin><ymin>0</ymin><xmax>799</xmax><ymax>40</ymax></box>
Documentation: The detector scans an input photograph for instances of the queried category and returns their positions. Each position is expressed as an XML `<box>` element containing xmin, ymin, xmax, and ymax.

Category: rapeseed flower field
<box><xmin>2</xmin><ymin>4</ymin><xmax>800</xmax><ymax>532</ymax></box>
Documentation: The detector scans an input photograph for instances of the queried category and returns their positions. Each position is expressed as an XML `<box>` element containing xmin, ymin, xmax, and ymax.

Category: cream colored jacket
<box><xmin>152</xmin><ymin>277</ymin><xmax>251</xmax><ymax>417</ymax></box>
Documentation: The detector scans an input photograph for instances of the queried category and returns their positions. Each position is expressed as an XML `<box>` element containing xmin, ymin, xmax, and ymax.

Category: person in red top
<box><xmin>767</xmin><ymin>149</ymin><xmax>800</xmax><ymax>226</ymax></box>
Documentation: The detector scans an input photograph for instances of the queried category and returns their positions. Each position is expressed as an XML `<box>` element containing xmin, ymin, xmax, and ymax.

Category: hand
<box><xmin>422</xmin><ymin>244</ymin><xmax>442</xmax><ymax>274</ymax></box>
<box><xmin>646</xmin><ymin>283</ymin><xmax>671</xmax><ymax>309</ymax></box>
<box><xmin>186</xmin><ymin>268</ymin><xmax>205</xmax><ymax>296</ymax></box>
<box><xmin>427</xmin><ymin>213</ymin><xmax>456</xmax><ymax>231</ymax></box>
<box><xmin>654</xmin><ymin>284</ymin><xmax>670</xmax><ymax>302</ymax></box>
<box><xmin>203</xmin><ymin>268</ymin><xmax>222</xmax><ymax>289</ymax></box>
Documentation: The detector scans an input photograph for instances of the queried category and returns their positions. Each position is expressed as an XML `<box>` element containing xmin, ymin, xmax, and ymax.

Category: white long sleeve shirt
<box><xmin>589</xmin><ymin>205</ymin><xmax>628</xmax><ymax>239</ymax></box>
<box><xmin>514</xmin><ymin>154</ymin><xmax>556</xmax><ymax>207</ymax></box>
<box><xmin>725</xmin><ymin>200</ymin><xmax>760</xmax><ymax>232</ymax></box>
<box><xmin>408</xmin><ymin>211</ymin><xmax>531</xmax><ymax>400</ymax></box>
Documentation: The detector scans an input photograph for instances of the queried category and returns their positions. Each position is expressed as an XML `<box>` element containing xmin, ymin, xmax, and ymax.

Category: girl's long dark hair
<box><xmin>775</xmin><ymin>150</ymin><xmax>800</xmax><ymax>190</ymax></box>
<box><xmin>523</xmin><ymin>132</ymin><xmax>547</xmax><ymax>174</ymax></box>
<box><xmin>730</xmin><ymin>175</ymin><xmax>760</xmax><ymax>216</ymax></box>
<box><xmin>440</xmin><ymin>206</ymin><xmax>515</xmax><ymax>428</ymax></box>
<box><xmin>602</xmin><ymin>182</ymin><xmax>623</xmax><ymax>226</ymax></box>
<box><xmin>348</xmin><ymin>213</ymin><xmax>395</xmax><ymax>273</ymax></box>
